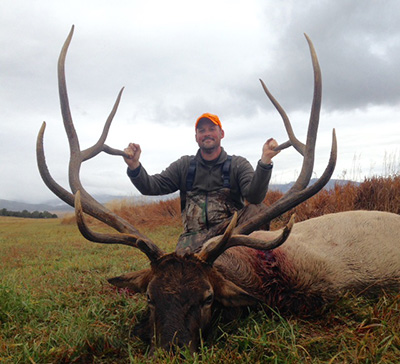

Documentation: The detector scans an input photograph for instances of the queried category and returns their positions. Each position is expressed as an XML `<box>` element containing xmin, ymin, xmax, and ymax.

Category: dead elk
<box><xmin>36</xmin><ymin>26</ymin><xmax>400</xmax><ymax>353</ymax></box>
<box><xmin>110</xmin><ymin>210</ymin><xmax>400</xmax><ymax>351</ymax></box>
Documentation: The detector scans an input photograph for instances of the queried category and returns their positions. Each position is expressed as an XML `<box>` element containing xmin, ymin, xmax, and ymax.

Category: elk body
<box><xmin>37</xmin><ymin>26</ymin><xmax>400</xmax><ymax>353</ymax></box>
<box><xmin>246</xmin><ymin>210</ymin><xmax>400</xmax><ymax>309</ymax></box>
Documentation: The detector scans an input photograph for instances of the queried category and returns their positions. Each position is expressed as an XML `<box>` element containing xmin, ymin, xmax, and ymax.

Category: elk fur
<box><xmin>213</xmin><ymin>210</ymin><xmax>400</xmax><ymax>315</ymax></box>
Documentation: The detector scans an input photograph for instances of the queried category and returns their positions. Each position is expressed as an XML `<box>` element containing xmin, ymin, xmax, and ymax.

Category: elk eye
<box><xmin>147</xmin><ymin>293</ymin><xmax>154</xmax><ymax>306</ymax></box>
<box><xmin>202</xmin><ymin>293</ymin><xmax>214</xmax><ymax>306</ymax></box>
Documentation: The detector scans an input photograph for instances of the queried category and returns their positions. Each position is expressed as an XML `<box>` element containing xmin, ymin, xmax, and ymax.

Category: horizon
<box><xmin>0</xmin><ymin>175</ymin><xmax>374</xmax><ymax>207</ymax></box>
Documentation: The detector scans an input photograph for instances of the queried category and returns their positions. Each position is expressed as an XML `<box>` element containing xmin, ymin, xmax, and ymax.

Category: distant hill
<box><xmin>0</xmin><ymin>194</ymin><xmax>177</xmax><ymax>213</ymax></box>
<box><xmin>269</xmin><ymin>178</ymin><xmax>358</xmax><ymax>194</ymax></box>
<box><xmin>1</xmin><ymin>179</ymin><xmax>356</xmax><ymax>213</ymax></box>
<box><xmin>0</xmin><ymin>199</ymin><xmax>73</xmax><ymax>213</ymax></box>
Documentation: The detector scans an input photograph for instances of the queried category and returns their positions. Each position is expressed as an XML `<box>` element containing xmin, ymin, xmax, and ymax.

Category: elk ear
<box><xmin>108</xmin><ymin>268</ymin><xmax>152</xmax><ymax>293</ymax></box>
<box><xmin>213</xmin><ymin>276</ymin><xmax>260</xmax><ymax>307</ymax></box>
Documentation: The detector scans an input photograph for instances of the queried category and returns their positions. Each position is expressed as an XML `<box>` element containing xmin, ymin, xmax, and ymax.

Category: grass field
<box><xmin>1</xmin><ymin>176</ymin><xmax>399</xmax><ymax>363</ymax></box>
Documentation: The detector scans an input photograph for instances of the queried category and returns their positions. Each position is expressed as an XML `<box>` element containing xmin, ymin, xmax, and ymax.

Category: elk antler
<box><xmin>198</xmin><ymin>213</ymin><xmax>295</xmax><ymax>264</ymax></box>
<box><xmin>236</xmin><ymin>34</ymin><xmax>337</xmax><ymax>235</ymax></box>
<box><xmin>201</xmin><ymin>33</ymin><xmax>337</xmax><ymax>241</ymax></box>
<box><xmin>36</xmin><ymin>26</ymin><xmax>164</xmax><ymax>262</ymax></box>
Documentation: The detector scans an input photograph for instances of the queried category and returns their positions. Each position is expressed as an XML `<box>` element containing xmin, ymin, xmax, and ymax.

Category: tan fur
<box><xmin>250</xmin><ymin>210</ymin><xmax>400</xmax><ymax>295</ymax></box>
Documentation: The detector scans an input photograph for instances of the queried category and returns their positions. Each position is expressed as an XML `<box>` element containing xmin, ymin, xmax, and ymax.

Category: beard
<box><xmin>199</xmin><ymin>138</ymin><xmax>219</xmax><ymax>154</ymax></box>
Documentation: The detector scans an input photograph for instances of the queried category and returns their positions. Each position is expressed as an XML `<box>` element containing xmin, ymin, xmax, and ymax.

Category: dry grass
<box><xmin>61</xmin><ymin>175</ymin><xmax>400</xmax><ymax>232</ymax></box>
<box><xmin>268</xmin><ymin>175</ymin><xmax>400</xmax><ymax>229</ymax></box>
<box><xmin>61</xmin><ymin>197</ymin><xmax>181</xmax><ymax>232</ymax></box>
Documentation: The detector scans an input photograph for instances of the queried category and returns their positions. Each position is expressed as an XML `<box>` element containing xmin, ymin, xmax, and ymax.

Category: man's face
<box><xmin>195</xmin><ymin>119</ymin><xmax>224</xmax><ymax>152</ymax></box>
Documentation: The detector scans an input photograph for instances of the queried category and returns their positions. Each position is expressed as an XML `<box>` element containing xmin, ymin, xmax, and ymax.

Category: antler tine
<box><xmin>58</xmin><ymin>26</ymin><xmax>78</xmax><ymax>152</ymax></box>
<box><xmin>36</xmin><ymin>121</ymin><xmax>75</xmax><ymax>207</ymax></box>
<box><xmin>82</xmin><ymin>87</ymin><xmax>128</xmax><ymax>161</ymax></box>
<box><xmin>37</xmin><ymin>26</ymin><xmax>164</xmax><ymax>260</ymax></box>
<box><xmin>259</xmin><ymin>79</ymin><xmax>305</xmax><ymax>155</ymax></box>
<box><xmin>74</xmin><ymin>191</ymin><xmax>163</xmax><ymax>262</ymax></box>
<box><xmin>197</xmin><ymin>212</ymin><xmax>238</xmax><ymax>262</ymax></box>
<box><xmin>199</xmin><ymin>215</ymin><xmax>295</xmax><ymax>264</ymax></box>
<box><xmin>291</xmin><ymin>33</ymin><xmax>322</xmax><ymax>192</ymax></box>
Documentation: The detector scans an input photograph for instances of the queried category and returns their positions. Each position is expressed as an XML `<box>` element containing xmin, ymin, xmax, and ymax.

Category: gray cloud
<box><xmin>256</xmin><ymin>1</ymin><xmax>400</xmax><ymax>112</ymax></box>
<box><xmin>1</xmin><ymin>0</ymin><xmax>399</xmax><ymax>203</ymax></box>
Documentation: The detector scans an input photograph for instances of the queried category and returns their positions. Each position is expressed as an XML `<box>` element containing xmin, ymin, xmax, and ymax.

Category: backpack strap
<box><xmin>186</xmin><ymin>155</ymin><xmax>232</xmax><ymax>191</ymax></box>
<box><xmin>186</xmin><ymin>157</ymin><xmax>197</xmax><ymax>191</ymax></box>
<box><xmin>222</xmin><ymin>155</ymin><xmax>232</xmax><ymax>188</ymax></box>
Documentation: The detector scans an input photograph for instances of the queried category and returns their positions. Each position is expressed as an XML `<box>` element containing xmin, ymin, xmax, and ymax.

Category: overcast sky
<box><xmin>1</xmin><ymin>0</ymin><xmax>399</xmax><ymax>204</ymax></box>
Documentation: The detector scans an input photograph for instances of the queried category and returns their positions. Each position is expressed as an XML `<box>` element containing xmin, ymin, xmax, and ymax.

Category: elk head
<box><xmin>97</xmin><ymin>207</ymin><xmax>294</xmax><ymax>352</ymax></box>
<box><xmin>37</xmin><ymin>26</ymin><xmax>335</xmax><ymax>353</ymax></box>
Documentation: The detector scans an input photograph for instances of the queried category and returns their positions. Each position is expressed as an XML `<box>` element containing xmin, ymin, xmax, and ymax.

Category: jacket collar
<box><xmin>195</xmin><ymin>147</ymin><xmax>227</xmax><ymax>166</ymax></box>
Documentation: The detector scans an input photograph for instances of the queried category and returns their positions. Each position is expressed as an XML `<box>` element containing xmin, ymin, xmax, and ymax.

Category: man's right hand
<box><xmin>124</xmin><ymin>143</ymin><xmax>141</xmax><ymax>170</ymax></box>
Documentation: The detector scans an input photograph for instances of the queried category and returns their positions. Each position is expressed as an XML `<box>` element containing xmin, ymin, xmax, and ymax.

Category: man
<box><xmin>124</xmin><ymin>113</ymin><xmax>279</xmax><ymax>251</ymax></box>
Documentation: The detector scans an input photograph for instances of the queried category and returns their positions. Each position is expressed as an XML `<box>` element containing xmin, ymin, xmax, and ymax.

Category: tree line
<box><xmin>0</xmin><ymin>208</ymin><xmax>58</xmax><ymax>219</ymax></box>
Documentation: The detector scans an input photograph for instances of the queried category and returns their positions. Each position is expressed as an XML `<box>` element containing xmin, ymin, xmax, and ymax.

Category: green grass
<box><xmin>1</xmin><ymin>216</ymin><xmax>399</xmax><ymax>363</ymax></box>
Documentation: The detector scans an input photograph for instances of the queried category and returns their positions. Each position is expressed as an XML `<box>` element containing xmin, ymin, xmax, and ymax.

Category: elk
<box><xmin>37</xmin><ymin>26</ymin><xmax>400</xmax><ymax>353</ymax></box>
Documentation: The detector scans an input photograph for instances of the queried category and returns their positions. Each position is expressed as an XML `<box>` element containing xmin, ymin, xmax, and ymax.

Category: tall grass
<box><xmin>1</xmin><ymin>175</ymin><xmax>399</xmax><ymax>363</ymax></box>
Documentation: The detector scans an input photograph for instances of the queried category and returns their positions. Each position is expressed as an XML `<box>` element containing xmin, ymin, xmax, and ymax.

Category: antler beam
<box><xmin>36</xmin><ymin>25</ymin><xmax>164</xmax><ymax>262</ymax></box>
